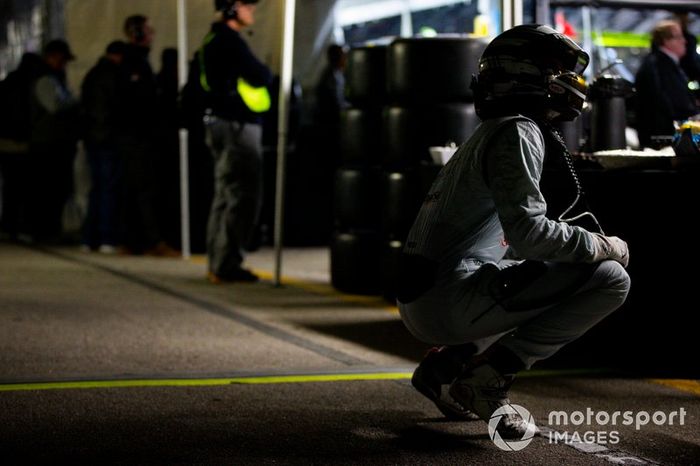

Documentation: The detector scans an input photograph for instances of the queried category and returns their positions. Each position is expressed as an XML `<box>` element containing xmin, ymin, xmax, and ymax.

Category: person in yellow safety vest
<box><xmin>200</xmin><ymin>0</ymin><xmax>272</xmax><ymax>284</ymax></box>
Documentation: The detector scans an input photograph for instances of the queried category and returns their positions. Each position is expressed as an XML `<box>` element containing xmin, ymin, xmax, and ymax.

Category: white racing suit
<box><xmin>398</xmin><ymin>116</ymin><xmax>630</xmax><ymax>368</ymax></box>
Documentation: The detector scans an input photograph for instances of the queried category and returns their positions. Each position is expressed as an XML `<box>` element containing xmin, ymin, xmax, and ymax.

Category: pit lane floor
<box><xmin>0</xmin><ymin>242</ymin><xmax>698</xmax><ymax>465</ymax></box>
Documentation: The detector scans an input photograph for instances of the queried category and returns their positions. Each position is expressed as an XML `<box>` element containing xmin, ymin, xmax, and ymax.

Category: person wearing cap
<box><xmin>80</xmin><ymin>41</ymin><xmax>128</xmax><ymax>254</ymax></box>
<box><xmin>198</xmin><ymin>0</ymin><xmax>272</xmax><ymax>283</ymax></box>
<box><xmin>27</xmin><ymin>38</ymin><xmax>80</xmax><ymax>242</ymax></box>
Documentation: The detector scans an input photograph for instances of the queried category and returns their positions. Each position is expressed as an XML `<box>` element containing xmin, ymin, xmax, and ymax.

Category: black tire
<box><xmin>381</xmin><ymin>239</ymin><xmax>403</xmax><ymax>303</ymax></box>
<box><xmin>339</xmin><ymin>107</ymin><xmax>383</xmax><ymax>166</ymax></box>
<box><xmin>334</xmin><ymin>167</ymin><xmax>381</xmax><ymax>230</ymax></box>
<box><xmin>331</xmin><ymin>230</ymin><xmax>382</xmax><ymax>295</ymax></box>
<box><xmin>381</xmin><ymin>170</ymin><xmax>421</xmax><ymax>240</ymax></box>
<box><xmin>387</xmin><ymin>36</ymin><xmax>487</xmax><ymax>104</ymax></box>
<box><xmin>346</xmin><ymin>45</ymin><xmax>388</xmax><ymax>107</ymax></box>
<box><xmin>382</xmin><ymin>103</ymin><xmax>478</xmax><ymax>168</ymax></box>
<box><xmin>381</xmin><ymin>164</ymin><xmax>442</xmax><ymax>239</ymax></box>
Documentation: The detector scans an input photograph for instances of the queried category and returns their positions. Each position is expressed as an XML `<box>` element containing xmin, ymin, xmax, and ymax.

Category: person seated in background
<box><xmin>635</xmin><ymin>19</ymin><xmax>698</xmax><ymax>148</ymax></box>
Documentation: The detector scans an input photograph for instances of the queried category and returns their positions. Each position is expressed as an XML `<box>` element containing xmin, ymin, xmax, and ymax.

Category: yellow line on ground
<box><xmin>518</xmin><ymin>368</ymin><xmax>612</xmax><ymax>378</ymax></box>
<box><xmin>648</xmin><ymin>379</ymin><xmax>700</xmax><ymax>396</ymax></box>
<box><xmin>0</xmin><ymin>372</ymin><xmax>412</xmax><ymax>392</ymax></box>
<box><xmin>189</xmin><ymin>255</ymin><xmax>399</xmax><ymax>314</ymax></box>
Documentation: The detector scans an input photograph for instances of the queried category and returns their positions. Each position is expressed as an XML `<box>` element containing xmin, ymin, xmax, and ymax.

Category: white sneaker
<box><xmin>98</xmin><ymin>244</ymin><xmax>118</xmax><ymax>254</ymax></box>
<box><xmin>449</xmin><ymin>363</ymin><xmax>538</xmax><ymax>439</ymax></box>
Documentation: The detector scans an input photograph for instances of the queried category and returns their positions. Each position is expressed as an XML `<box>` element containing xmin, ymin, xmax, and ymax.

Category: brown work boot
<box><xmin>144</xmin><ymin>241</ymin><xmax>180</xmax><ymax>257</ymax></box>
<box><xmin>207</xmin><ymin>268</ymin><xmax>259</xmax><ymax>284</ymax></box>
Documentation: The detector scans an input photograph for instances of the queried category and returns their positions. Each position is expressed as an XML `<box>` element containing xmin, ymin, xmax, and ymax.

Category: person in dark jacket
<box><xmin>154</xmin><ymin>47</ymin><xmax>182</xmax><ymax>249</ymax></box>
<box><xmin>677</xmin><ymin>12</ymin><xmax>700</xmax><ymax>84</ymax></box>
<box><xmin>635</xmin><ymin>19</ymin><xmax>698</xmax><ymax>148</ymax></box>
<box><xmin>0</xmin><ymin>52</ymin><xmax>43</xmax><ymax>237</ymax></box>
<box><xmin>315</xmin><ymin>44</ymin><xmax>348</xmax><ymax>127</ymax></box>
<box><xmin>200</xmin><ymin>0</ymin><xmax>272</xmax><ymax>283</ymax></box>
<box><xmin>28</xmin><ymin>39</ymin><xmax>80</xmax><ymax>242</ymax></box>
<box><xmin>118</xmin><ymin>15</ymin><xmax>178</xmax><ymax>256</ymax></box>
<box><xmin>81</xmin><ymin>40</ymin><xmax>127</xmax><ymax>253</ymax></box>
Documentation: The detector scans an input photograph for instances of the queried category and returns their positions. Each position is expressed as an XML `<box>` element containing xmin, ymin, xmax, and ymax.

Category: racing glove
<box><xmin>591</xmin><ymin>233</ymin><xmax>629</xmax><ymax>268</ymax></box>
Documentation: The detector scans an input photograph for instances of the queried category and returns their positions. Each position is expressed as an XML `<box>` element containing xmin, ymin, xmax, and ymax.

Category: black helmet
<box><xmin>215</xmin><ymin>0</ymin><xmax>259</xmax><ymax>20</ymax></box>
<box><xmin>472</xmin><ymin>24</ymin><xmax>589</xmax><ymax>122</ymax></box>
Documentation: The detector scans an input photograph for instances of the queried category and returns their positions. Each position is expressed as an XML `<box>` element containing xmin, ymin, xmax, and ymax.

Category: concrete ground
<box><xmin>0</xmin><ymin>242</ymin><xmax>698</xmax><ymax>465</ymax></box>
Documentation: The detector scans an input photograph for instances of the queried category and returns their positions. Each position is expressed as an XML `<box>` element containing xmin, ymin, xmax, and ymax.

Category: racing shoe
<box><xmin>411</xmin><ymin>347</ymin><xmax>479</xmax><ymax>421</ymax></box>
<box><xmin>448</xmin><ymin>363</ymin><xmax>538</xmax><ymax>439</ymax></box>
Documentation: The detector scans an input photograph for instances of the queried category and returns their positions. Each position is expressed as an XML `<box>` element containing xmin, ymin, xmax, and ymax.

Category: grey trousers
<box><xmin>399</xmin><ymin>260</ymin><xmax>630</xmax><ymax>368</ymax></box>
<box><xmin>204</xmin><ymin>117</ymin><xmax>263</xmax><ymax>276</ymax></box>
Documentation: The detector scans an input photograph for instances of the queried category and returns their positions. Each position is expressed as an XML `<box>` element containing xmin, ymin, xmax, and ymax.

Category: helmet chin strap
<box><xmin>545</xmin><ymin>109</ymin><xmax>563</xmax><ymax>121</ymax></box>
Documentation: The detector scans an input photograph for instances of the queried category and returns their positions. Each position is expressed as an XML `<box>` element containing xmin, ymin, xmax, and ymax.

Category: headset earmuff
<box><xmin>224</xmin><ymin>1</ymin><xmax>238</xmax><ymax>19</ymax></box>
<box><xmin>134</xmin><ymin>23</ymin><xmax>145</xmax><ymax>42</ymax></box>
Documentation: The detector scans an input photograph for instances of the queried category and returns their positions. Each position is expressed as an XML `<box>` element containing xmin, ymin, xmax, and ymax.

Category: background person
<box><xmin>199</xmin><ymin>0</ymin><xmax>272</xmax><ymax>283</ymax></box>
<box><xmin>80</xmin><ymin>40</ymin><xmax>127</xmax><ymax>253</ymax></box>
<box><xmin>635</xmin><ymin>19</ymin><xmax>698</xmax><ymax>148</ymax></box>
<box><xmin>118</xmin><ymin>14</ymin><xmax>178</xmax><ymax>256</ymax></box>
<box><xmin>314</xmin><ymin>44</ymin><xmax>349</xmax><ymax>129</ymax></box>
<box><xmin>0</xmin><ymin>52</ymin><xmax>43</xmax><ymax>239</ymax></box>
<box><xmin>27</xmin><ymin>39</ymin><xmax>80</xmax><ymax>243</ymax></box>
<box><xmin>155</xmin><ymin>47</ymin><xmax>182</xmax><ymax>249</ymax></box>
<box><xmin>677</xmin><ymin>12</ymin><xmax>700</xmax><ymax>85</ymax></box>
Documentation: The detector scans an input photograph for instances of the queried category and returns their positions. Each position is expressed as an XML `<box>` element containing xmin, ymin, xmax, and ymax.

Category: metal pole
<box><xmin>582</xmin><ymin>5</ymin><xmax>594</xmax><ymax>78</ymax></box>
<box><xmin>177</xmin><ymin>0</ymin><xmax>191</xmax><ymax>259</ymax></box>
<box><xmin>273</xmin><ymin>0</ymin><xmax>296</xmax><ymax>287</ymax></box>
<box><xmin>502</xmin><ymin>0</ymin><xmax>513</xmax><ymax>31</ymax></box>
<box><xmin>535</xmin><ymin>0</ymin><xmax>550</xmax><ymax>25</ymax></box>
<box><xmin>513</xmin><ymin>0</ymin><xmax>523</xmax><ymax>26</ymax></box>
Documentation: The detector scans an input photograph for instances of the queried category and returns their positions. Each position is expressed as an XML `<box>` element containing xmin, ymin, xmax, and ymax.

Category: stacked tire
<box><xmin>331</xmin><ymin>45</ymin><xmax>387</xmax><ymax>294</ymax></box>
<box><xmin>332</xmin><ymin>36</ymin><xmax>487</xmax><ymax>299</ymax></box>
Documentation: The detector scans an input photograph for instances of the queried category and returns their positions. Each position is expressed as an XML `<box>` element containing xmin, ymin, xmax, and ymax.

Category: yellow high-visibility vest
<box><xmin>198</xmin><ymin>32</ymin><xmax>271</xmax><ymax>113</ymax></box>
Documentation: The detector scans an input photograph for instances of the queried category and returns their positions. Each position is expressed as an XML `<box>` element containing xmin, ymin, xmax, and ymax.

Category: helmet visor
<box><xmin>556</xmin><ymin>33</ymin><xmax>589</xmax><ymax>74</ymax></box>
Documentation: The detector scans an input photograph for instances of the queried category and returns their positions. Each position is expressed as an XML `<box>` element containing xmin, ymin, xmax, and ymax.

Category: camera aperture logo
<box><xmin>488</xmin><ymin>404</ymin><xmax>538</xmax><ymax>451</ymax></box>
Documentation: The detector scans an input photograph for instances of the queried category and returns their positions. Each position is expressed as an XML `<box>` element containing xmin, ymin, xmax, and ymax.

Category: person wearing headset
<box><xmin>397</xmin><ymin>25</ymin><xmax>630</xmax><ymax>439</ymax></box>
<box><xmin>199</xmin><ymin>0</ymin><xmax>272</xmax><ymax>283</ymax></box>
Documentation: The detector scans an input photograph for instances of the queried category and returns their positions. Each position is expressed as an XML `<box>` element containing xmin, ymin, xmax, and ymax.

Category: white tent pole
<box><xmin>502</xmin><ymin>0</ymin><xmax>513</xmax><ymax>31</ymax></box>
<box><xmin>513</xmin><ymin>0</ymin><xmax>523</xmax><ymax>25</ymax></box>
<box><xmin>177</xmin><ymin>0</ymin><xmax>191</xmax><ymax>260</ymax></box>
<box><xmin>273</xmin><ymin>0</ymin><xmax>296</xmax><ymax>287</ymax></box>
